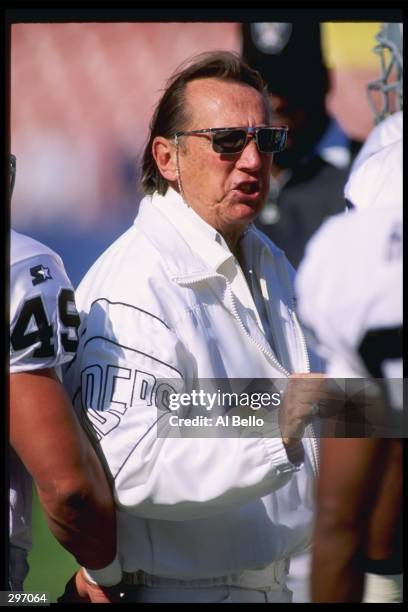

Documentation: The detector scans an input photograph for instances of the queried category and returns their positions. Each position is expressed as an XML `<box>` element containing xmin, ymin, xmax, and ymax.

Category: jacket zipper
<box><xmin>226</xmin><ymin>281</ymin><xmax>291</xmax><ymax>377</ymax></box>
<box><xmin>288</xmin><ymin>304</ymin><xmax>320</xmax><ymax>473</ymax></box>
<box><xmin>277</xmin><ymin>241</ymin><xmax>320</xmax><ymax>473</ymax></box>
<box><xmin>288</xmin><ymin>307</ymin><xmax>310</xmax><ymax>373</ymax></box>
<box><xmin>177</xmin><ymin>272</ymin><xmax>290</xmax><ymax>376</ymax></box>
<box><xmin>176</xmin><ymin>272</ymin><xmax>320</xmax><ymax>472</ymax></box>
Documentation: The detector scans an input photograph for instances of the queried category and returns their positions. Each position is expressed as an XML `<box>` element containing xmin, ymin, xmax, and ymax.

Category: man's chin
<box><xmin>230</xmin><ymin>201</ymin><xmax>261</xmax><ymax>224</ymax></box>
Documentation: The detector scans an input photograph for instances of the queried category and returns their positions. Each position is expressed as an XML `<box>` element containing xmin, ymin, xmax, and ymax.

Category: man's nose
<box><xmin>236</xmin><ymin>136</ymin><xmax>264</xmax><ymax>171</ymax></box>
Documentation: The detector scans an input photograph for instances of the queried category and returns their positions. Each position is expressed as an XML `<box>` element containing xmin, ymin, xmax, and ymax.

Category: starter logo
<box><xmin>30</xmin><ymin>264</ymin><xmax>53</xmax><ymax>286</ymax></box>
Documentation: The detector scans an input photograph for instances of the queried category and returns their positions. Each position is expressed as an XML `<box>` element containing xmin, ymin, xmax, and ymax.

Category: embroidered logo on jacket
<box><xmin>30</xmin><ymin>264</ymin><xmax>53</xmax><ymax>286</ymax></box>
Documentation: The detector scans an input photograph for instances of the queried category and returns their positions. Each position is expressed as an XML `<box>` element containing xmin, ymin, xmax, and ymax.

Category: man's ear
<box><xmin>152</xmin><ymin>136</ymin><xmax>178</xmax><ymax>183</ymax></box>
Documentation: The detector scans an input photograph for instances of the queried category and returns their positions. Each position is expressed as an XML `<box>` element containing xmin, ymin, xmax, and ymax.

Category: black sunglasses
<box><xmin>174</xmin><ymin>126</ymin><xmax>288</xmax><ymax>155</ymax></box>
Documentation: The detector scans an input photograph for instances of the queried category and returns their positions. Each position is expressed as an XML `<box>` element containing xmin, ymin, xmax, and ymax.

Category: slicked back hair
<box><xmin>141</xmin><ymin>50</ymin><xmax>270</xmax><ymax>196</ymax></box>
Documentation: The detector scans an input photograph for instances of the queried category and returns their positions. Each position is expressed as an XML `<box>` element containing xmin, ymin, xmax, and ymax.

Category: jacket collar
<box><xmin>135</xmin><ymin>189</ymin><xmax>286</xmax><ymax>290</ymax></box>
<box><xmin>135</xmin><ymin>190</ymin><xmax>317</xmax><ymax>373</ymax></box>
<box><xmin>136</xmin><ymin>188</ymin><xmax>258</xmax><ymax>283</ymax></box>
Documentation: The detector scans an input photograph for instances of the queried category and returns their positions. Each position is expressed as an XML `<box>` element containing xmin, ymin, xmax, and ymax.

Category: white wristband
<box><xmin>83</xmin><ymin>555</ymin><xmax>122</xmax><ymax>587</ymax></box>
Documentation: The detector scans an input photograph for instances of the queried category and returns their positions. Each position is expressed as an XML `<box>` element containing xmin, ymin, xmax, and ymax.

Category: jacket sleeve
<box><xmin>64</xmin><ymin>299</ymin><xmax>301</xmax><ymax>521</ymax></box>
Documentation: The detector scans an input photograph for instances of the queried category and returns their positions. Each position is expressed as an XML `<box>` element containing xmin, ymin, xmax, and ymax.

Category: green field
<box><xmin>24</xmin><ymin>489</ymin><xmax>78</xmax><ymax>603</ymax></box>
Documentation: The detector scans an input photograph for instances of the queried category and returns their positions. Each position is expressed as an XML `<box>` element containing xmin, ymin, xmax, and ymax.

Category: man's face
<box><xmin>176</xmin><ymin>78</ymin><xmax>272</xmax><ymax>245</ymax></box>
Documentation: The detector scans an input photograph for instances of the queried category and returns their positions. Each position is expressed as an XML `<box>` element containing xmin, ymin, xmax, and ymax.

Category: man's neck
<box><xmin>222</xmin><ymin>226</ymin><xmax>247</xmax><ymax>255</ymax></box>
<box><xmin>233</xmin><ymin>241</ymin><xmax>246</xmax><ymax>270</ymax></box>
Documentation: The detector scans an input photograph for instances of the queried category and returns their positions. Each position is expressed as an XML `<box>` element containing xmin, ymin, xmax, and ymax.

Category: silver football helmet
<box><xmin>367</xmin><ymin>23</ymin><xmax>403</xmax><ymax>124</ymax></box>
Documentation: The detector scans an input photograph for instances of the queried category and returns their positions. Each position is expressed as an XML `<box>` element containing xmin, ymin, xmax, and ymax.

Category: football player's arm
<box><xmin>311</xmin><ymin>438</ymin><xmax>390</xmax><ymax>602</ymax></box>
<box><xmin>365</xmin><ymin>438</ymin><xmax>402</xmax><ymax>564</ymax></box>
<box><xmin>10</xmin><ymin>367</ymin><xmax>118</xmax><ymax>574</ymax></box>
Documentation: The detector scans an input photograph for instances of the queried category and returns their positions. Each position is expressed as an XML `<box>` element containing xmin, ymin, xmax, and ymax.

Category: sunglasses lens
<box><xmin>258</xmin><ymin>128</ymin><xmax>287</xmax><ymax>153</ymax></box>
<box><xmin>212</xmin><ymin>130</ymin><xmax>247</xmax><ymax>154</ymax></box>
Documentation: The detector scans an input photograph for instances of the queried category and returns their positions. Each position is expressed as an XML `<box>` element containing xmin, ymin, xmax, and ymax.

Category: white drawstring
<box><xmin>174</xmin><ymin>135</ymin><xmax>190</xmax><ymax>208</ymax></box>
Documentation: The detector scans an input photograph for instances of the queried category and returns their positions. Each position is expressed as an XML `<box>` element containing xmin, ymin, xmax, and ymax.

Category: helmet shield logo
<box><xmin>250</xmin><ymin>23</ymin><xmax>293</xmax><ymax>55</ymax></box>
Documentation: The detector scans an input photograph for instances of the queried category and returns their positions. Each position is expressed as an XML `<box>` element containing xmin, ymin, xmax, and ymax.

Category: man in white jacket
<box><xmin>63</xmin><ymin>51</ymin><xmax>324</xmax><ymax>603</ymax></box>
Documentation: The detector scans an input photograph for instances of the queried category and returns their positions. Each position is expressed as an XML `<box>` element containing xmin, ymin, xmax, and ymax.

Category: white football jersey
<box><xmin>296</xmin><ymin>208</ymin><xmax>402</xmax><ymax>381</ymax></box>
<box><xmin>344</xmin><ymin>138</ymin><xmax>402</xmax><ymax>211</ymax></box>
<box><xmin>9</xmin><ymin>229</ymin><xmax>80</xmax><ymax>551</ymax></box>
<box><xmin>349</xmin><ymin>111</ymin><xmax>402</xmax><ymax>175</ymax></box>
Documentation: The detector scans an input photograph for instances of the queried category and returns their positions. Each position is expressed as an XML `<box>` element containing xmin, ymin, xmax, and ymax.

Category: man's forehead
<box><xmin>185</xmin><ymin>77</ymin><xmax>262</xmax><ymax>101</ymax></box>
<box><xmin>184</xmin><ymin>78</ymin><xmax>268</xmax><ymax>122</ymax></box>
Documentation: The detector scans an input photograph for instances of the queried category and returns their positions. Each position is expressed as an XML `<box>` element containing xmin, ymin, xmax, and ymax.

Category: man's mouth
<box><xmin>234</xmin><ymin>182</ymin><xmax>259</xmax><ymax>195</ymax></box>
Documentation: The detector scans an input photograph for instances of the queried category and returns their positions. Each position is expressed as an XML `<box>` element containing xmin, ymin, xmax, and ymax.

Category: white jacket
<box><xmin>64</xmin><ymin>189</ymin><xmax>320</xmax><ymax>579</ymax></box>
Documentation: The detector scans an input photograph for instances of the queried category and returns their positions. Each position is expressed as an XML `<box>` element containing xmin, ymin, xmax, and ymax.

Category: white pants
<box><xmin>286</xmin><ymin>551</ymin><xmax>311</xmax><ymax>602</ymax></box>
<box><xmin>121</xmin><ymin>561</ymin><xmax>293</xmax><ymax>603</ymax></box>
<box><xmin>122</xmin><ymin>584</ymin><xmax>293</xmax><ymax>603</ymax></box>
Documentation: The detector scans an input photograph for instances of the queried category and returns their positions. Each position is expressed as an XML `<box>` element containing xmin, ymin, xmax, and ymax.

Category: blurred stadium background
<box><xmin>10</xmin><ymin>21</ymin><xmax>380</xmax><ymax>601</ymax></box>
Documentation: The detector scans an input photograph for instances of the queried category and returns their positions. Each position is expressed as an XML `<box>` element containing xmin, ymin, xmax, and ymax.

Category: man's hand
<box><xmin>279</xmin><ymin>373</ymin><xmax>328</xmax><ymax>445</ymax></box>
<box><xmin>58</xmin><ymin>568</ymin><xmax>124</xmax><ymax>604</ymax></box>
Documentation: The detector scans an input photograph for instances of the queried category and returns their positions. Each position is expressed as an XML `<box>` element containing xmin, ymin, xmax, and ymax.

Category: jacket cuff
<box><xmin>263</xmin><ymin>433</ymin><xmax>304</xmax><ymax>474</ymax></box>
<box><xmin>83</xmin><ymin>555</ymin><xmax>122</xmax><ymax>586</ymax></box>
